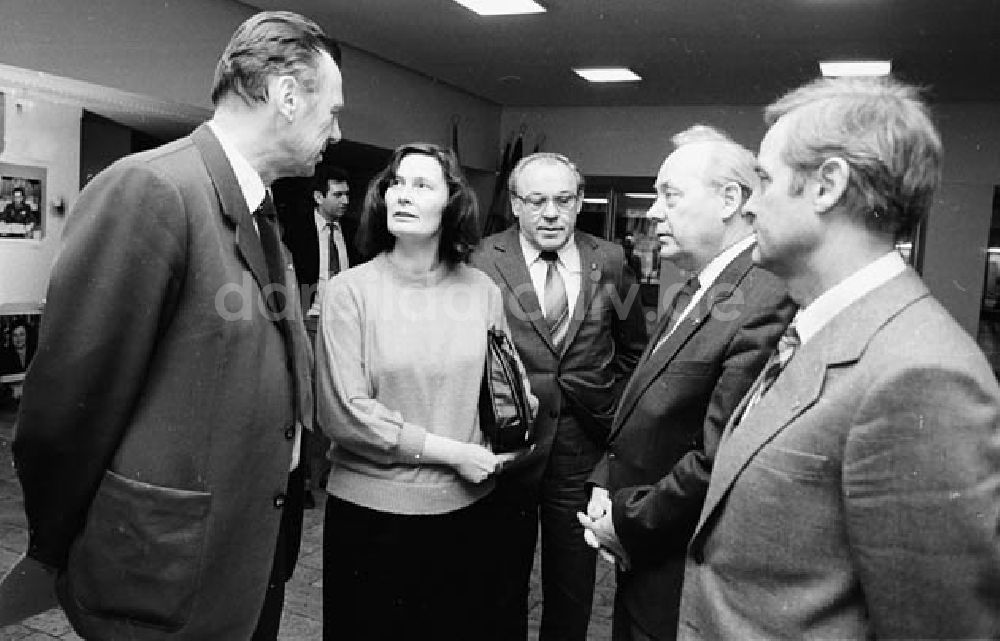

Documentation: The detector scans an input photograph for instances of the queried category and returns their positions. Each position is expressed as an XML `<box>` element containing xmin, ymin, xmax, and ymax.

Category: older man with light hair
<box><xmin>580</xmin><ymin>125</ymin><xmax>795</xmax><ymax>641</ymax></box>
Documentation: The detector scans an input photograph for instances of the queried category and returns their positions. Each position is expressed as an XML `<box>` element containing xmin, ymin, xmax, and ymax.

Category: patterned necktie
<box><xmin>539</xmin><ymin>251</ymin><xmax>569</xmax><ymax>346</ymax></box>
<box><xmin>327</xmin><ymin>222</ymin><xmax>342</xmax><ymax>277</ymax></box>
<box><xmin>651</xmin><ymin>275</ymin><xmax>701</xmax><ymax>355</ymax></box>
<box><xmin>740</xmin><ymin>324</ymin><xmax>800</xmax><ymax>419</ymax></box>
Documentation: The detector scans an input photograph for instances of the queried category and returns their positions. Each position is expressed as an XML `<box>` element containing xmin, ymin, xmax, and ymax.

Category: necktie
<box><xmin>739</xmin><ymin>324</ymin><xmax>800</xmax><ymax>420</ymax></box>
<box><xmin>327</xmin><ymin>222</ymin><xmax>342</xmax><ymax>277</ymax></box>
<box><xmin>253</xmin><ymin>193</ymin><xmax>290</xmax><ymax>318</ymax></box>
<box><xmin>539</xmin><ymin>251</ymin><xmax>569</xmax><ymax>346</ymax></box>
<box><xmin>254</xmin><ymin>193</ymin><xmax>301</xmax><ymax>471</ymax></box>
<box><xmin>651</xmin><ymin>275</ymin><xmax>701</xmax><ymax>355</ymax></box>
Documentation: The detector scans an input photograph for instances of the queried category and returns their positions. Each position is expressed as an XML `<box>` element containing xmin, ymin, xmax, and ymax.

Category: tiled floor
<box><xmin>0</xmin><ymin>406</ymin><xmax>615</xmax><ymax>640</ymax></box>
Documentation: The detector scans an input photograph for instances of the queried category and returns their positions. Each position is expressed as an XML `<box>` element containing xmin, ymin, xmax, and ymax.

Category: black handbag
<box><xmin>479</xmin><ymin>326</ymin><xmax>535</xmax><ymax>453</ymax></box>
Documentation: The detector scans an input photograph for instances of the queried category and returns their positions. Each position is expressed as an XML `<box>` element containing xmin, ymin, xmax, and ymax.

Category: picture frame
<box><xmin>0</xmin><ymin>309</ymin><xmax>42</xmax><ymax>407</ymax></box>
<box><xmin>0</xmin><ymin>162</ymin><xmax>46</xmax><ymax>240</ymax></box>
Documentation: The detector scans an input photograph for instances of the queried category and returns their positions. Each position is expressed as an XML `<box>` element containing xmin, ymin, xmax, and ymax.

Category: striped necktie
<box><xmin>539</xmin><ymin>251</ymin><xmax>569</xmax><ymax>346</ymax></box>
<box><xmin>739</xmin><ymin>324</ymin><xmax>800</xmax><ymax>420</ymax></box>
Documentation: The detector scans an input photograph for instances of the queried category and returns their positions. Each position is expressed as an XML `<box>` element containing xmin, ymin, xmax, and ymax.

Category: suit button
<box><xmin>284</xmin><ymin>425</ymin><xmax>296</xmax><ymax>440</ymax></box>
<box><xmin>549</xmin><ymin>409</ymin><xmax>558</xmax><ymax>419</ymax></box>
<box><xmin>273</xmin><ymin>494</ymin><xmax>286</xmax><ymax>509</ymax></box>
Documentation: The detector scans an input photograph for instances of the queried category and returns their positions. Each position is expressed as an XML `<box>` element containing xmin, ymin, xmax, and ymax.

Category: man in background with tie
<box><xmin>7</xmin><ymin>12</ymin><xmax>341</xmax><ymax>639</ymax></box>
<box><xmin>303</xmin><ymin>164</ymin><xmax>353</xmax><ymax>506</ymax></box>
<box><xmin>679</xmin><ymin>77</ymin><xmax>1000</xmax><ymax>639</ymax></box>
<box><xmin>579</xmin><ymin>126</ymin><xmax>794</xmax><ymax>641</ymax></box>
<box><xmin>307</xmin><ymin>165</ymin><xmax>353</xmax><ymax>319</ymax></box>
<box><xmin>473</xmin><ymin>152</ymin><xmax>647</xmax><ymax>641</ymax></box>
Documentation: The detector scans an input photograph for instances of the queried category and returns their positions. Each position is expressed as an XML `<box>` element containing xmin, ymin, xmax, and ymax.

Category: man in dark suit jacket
<box><xmin>279</xmin><ymin>164</ymin><xmax>361</xmax><ymax>312</ymax></box>
<box><xmin>680</xmin><ymin>77</ymin><xmax>1000</xmax><ymax>639</ymax></box>
<box><xmin>473</xmin><ymin>152</ymin><xmax>647</xmax><ymax>641</ymax></box>
<box><xmin>282</xmin><ymin>164</ymin><xmax>356</xmax><ymax>507</ymax></box>
<box><xmin>9</xmin><ymin>12</ymin><xmax>342</xmax><ymax>639</ymax></box>
<box><xmin>580</xmin><ymin>126</ymin><xmax>795</xmax><ymax>641</ymax></box>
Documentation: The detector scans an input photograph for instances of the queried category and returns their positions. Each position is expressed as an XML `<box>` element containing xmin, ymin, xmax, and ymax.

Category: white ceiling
<box><xmin>243</xmin><ymin>0</ymin><xmax>1000</xmax><ymax>106</ymax></box>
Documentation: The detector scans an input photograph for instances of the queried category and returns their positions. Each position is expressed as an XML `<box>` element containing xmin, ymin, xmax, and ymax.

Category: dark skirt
<box><xmin>323</xmin><ymin>493</ymin><xmax>497</xmax><ymax>641</ymax></box>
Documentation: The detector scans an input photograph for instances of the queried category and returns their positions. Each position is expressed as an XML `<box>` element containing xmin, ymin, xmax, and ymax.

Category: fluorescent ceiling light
<box><xmin>573</xmin><ymin>67</ymin><xmax>642</xmax><ymax>83</ymax></box>
<box><xmin>625</xmin><ymin>193</ymin><xmax>656</xmax><ymax>199</ymax></box>
<box><xmin>819</xmin><ymin>60</ymin><xmax>891</xmax><ymax>77</ymax></box>
<box><xmin>583</xmin><ymin>197</ymin><xmax>609</xmax><ymax>205</ymax></box>
<box><xmin>451</xmin><ymin>0</ymin><xmax>546</xmax><ymax>16</ymax></box>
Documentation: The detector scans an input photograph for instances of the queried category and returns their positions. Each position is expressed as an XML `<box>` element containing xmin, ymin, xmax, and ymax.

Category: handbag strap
<box><xmin>488</xmin><ymin>327</ymin><xmax>533</xmax><ymax>424</ymax></box>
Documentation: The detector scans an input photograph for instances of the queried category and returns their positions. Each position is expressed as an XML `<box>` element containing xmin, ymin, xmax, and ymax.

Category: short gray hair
<box><xmin>508</xmin><ymin>152</ymin><xmax>585</xmax><ymax>195</ymax></box>
<box><xmin>210</xmin><ymin>11</ymin><xmax>341</xmax><ymax>107</ymax></box>
<box><xmin>671</xmin><ymin>124</ymin><xmax>759</xmax><ymax>206</ymax></box>
<box><xmin>764</xmin><ymin>76</ymin><xmax>942</xmax><ymax>239</ymax></box>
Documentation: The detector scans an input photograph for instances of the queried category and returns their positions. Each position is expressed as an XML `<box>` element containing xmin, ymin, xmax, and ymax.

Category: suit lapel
<box><xmin>559</xmin><ymin>233</ymin><xmax>600</xmax><ymax>354</ymax></box>
<box><xmin>692</xmin><ymin>269</ymin><xmax>931</xmax><ymax>539</ymax></box>
<box><xmin>490</xmin><ymin>227</ymin><xmax>560</xmax><ymax>355</ymax></box>
<box><xmin>191</xmin><ymin>124</ymin><xmax>270</xmax><ymax>295</ymax></box>
<box><xmin>611</xmin><ymin>250</ymin><xmax>753</xmax><ymax>438</ymax></box>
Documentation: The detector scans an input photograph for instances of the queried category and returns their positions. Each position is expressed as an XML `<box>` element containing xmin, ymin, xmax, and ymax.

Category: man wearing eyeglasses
<box><xmin>473</xmin><ymin>152</ymin><xmax>647</xmax><ymax>641</ymax></box>
<box><xmin>578</xmin><ymin>126</ymin><xmax>795</xmax><ymax>641</ymax></box>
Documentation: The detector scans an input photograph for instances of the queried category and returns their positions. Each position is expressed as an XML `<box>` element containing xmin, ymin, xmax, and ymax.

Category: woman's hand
<box><xmin>422</xmin><ymin>434</ymin><xmax>502</xmax><ymax>484</ymax></box>
<box><xmin>449</xmin><ymin>442</ymin><xmax>501</xmax><ymax>484</ymax></box>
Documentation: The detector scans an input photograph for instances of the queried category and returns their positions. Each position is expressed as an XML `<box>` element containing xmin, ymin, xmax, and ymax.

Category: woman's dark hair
<box><xmin>357</xmin><ymin>143</ymin><xmax>480</xmax><ymax>266</ymax></box>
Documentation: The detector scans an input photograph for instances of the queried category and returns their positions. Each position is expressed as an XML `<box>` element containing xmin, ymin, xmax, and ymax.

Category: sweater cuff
<box><xmin>397</xmin><ymin>422</ymin><xmax>428</xmax><ymax>464</ymax></box>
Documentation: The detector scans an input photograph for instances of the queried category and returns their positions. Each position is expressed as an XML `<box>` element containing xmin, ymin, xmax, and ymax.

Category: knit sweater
<box><xmin>316</xmin><ymin>253</ymin><xmax>510</xmax><ymax>515</ymax></box>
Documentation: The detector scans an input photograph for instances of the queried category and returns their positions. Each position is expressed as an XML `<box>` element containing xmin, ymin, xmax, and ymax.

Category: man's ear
<box><xmin>814</xmin><ymin>157</ymin><xmax>849</xmax><ymax>214</ymax></box>
<box><xmin>313</xmin><ymin>190</ymin><xmax>324</xmax><ymax>206</ymax></box>
<box><xmin>273</xmin><ymin>75</ymin><xmax>299</xmax><ymax>122</ymax></box>
<box><xmin>719</xmin><ymin>181</ymin><xmax>743</xmax><ymax>221</ymax></box>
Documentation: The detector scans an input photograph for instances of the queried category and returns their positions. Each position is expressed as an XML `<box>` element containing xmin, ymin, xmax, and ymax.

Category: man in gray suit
<box><xmin>473</xmin><ymin>152</ymin><xmax>647</xmax><ymax>640</ymax></box>
<box><xmin>680</xmin><ymin>76</ymin><xmax>1000</xmax><ymax>639</ymax></box>
<box><xmin>10</xmin><ymin>12</ymin><xmax>341</xmax><ymax>639</ymax></box>
<box><xmin>580</xmin><ymin>126</ymin><xmax>795</xmax><ymax>641</ymax></box>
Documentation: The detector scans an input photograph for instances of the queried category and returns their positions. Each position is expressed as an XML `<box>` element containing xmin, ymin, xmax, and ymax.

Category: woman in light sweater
<box><xmin>316</xmin><ymin>142</ymin><xmax>532</xmax><ymax>640</ymax></box>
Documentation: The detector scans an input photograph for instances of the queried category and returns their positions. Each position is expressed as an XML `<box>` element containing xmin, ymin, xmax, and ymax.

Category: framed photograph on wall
<box><xmin>0</xmin><ymin>309</ymin><xmax>41</xmax><ymax>408</ymax></box>
<box><xmin>0</xmin><ymin>163</ymin><xmax>46</xmax><ymax>240</ymax></box>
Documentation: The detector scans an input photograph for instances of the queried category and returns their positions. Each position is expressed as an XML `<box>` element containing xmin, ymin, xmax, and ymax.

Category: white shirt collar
<box><xmin>795</xmin><ymin>251</ymin><xmax>907</xmax><ymax>345</ymax></box>
<box><xmin>695</xmin><ymin>235</ymin><xmax>756</xmax><ymax>291</ymax></box>
<box><xmin>315</xmin><ymin>210</ymin><xmax>339</xmax><ymax>231</ymax></box>
<box><xmin>518</xmin><ymin>232</ymin><xmax>581</xmax><ymax>272</ymax></box>
<box><xmin>207</xmin><ymin>120</ymin><xmax>266</xmax><ymax>212</ymax></box>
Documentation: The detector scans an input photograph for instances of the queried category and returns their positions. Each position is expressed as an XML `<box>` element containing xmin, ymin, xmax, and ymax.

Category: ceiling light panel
<box><xmin>573</xmin><ymin>67</ymin><xmax>642</xmax><ymax>83</ymax></box>
<box><xmin>819</xmin><ymin>60</ymin><xmax>892</xmax><ymax>77</ymax></box>
<box><xmin>451</xmin><ymin>0</ymin><xmax>546</xmax><ymax>16</ymax></box>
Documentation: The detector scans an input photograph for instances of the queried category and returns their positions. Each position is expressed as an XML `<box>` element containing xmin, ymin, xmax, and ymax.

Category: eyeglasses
<box><xmin>513</xmin><ymin>192</ymin><xmax>579</xmax><ymax>213</ymax></box>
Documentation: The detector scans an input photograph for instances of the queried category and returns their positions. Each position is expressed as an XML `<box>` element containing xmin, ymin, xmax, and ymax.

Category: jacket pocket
<box><xmin>755</xmin><ymin>444</ymin><xmax>831</xmax><ymax>483</ymax></box>
<box><xmin>65</xmin><ymin>469</ymin><xmax>211</xmax><ymax>631</ymax></box>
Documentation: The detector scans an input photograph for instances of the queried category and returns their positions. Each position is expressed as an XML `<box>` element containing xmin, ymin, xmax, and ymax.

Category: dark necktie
<box><xmin>539</xmin><ymin>251</ymin><xmax>569</xmax><ymax>346</ymax></box>
<box><xmin>327</xmin><ymin>222</ymin><xmax>342</xmax><ymax>277</ymax></box>
<box><xmin>651</xmin><ymin>275</ymin><xmax>701</xmax><ymax>355</ymax></box>
<box><xmin>738</xmin><ymin>324</ymin><xmax>800</xmax><ymax>421</ymax></box>
<box><xmin>253</xmin><ymin>193</ymin><xmax>290</xmax><ymax>319</ymax></box>
<box><xmin>254</xmin><ymin>193</ymin><xmax>301</xmax><ymax>468</ymax></box>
